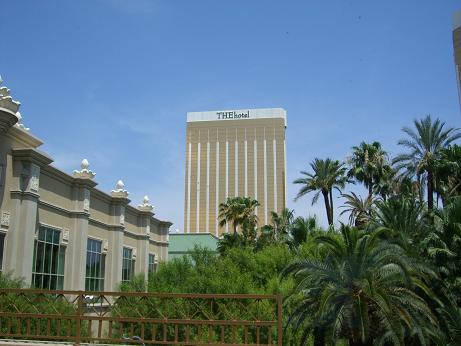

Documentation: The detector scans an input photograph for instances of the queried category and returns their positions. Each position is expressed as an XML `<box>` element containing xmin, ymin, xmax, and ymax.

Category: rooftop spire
<box><xmin>0</xmin><ymin>77</ymin><xmax>21</xmax><ymax>133</ymax></box>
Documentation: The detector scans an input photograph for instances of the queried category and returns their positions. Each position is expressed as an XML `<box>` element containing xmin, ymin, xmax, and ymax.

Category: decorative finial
<box><xmin>115</xmin><ymin>180</ymin><xmax>125</xmax><ymax>191</ymax></box>
<box><xmin>73</xmin><ymin>158</ymin><xmax>96</xmax><ymax>180</ymax></box>
<box><xmin>111</xmin><ymin>179</ymin><xmax>129</xmax><ymax>198</ymax></box>
<box><xmin>138</xmin><ymin>194</ymin><xmax>154</xmax><ymax>212</ymax></box>
<box><xmin>0</xmin><ymin>77</ymin><xmax>21</xmax><ymax>133</ymax></box>
<box><xmin>15</xmin><ymin>112</ymin><xmax>29</xmax><ymax>131</ymax></box>
<box><xmin>81</xmin><ymin>159</ymin><xmax>89</xmax><ymax>170</ymax></box>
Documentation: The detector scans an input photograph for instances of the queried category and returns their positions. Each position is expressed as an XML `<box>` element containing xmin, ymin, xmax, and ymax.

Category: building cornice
<box><xmin>6</xmin><ymin>126</ymin><xmax>43</xmax><ymax>148</ymax></box>
<box><xmin>149</xmin><ymin>238</ymin><xmax>169</xmax><ymax>246</ymax></box>
<box><xmin>169</xmin><ymin>232</ymin><xmax>220</xmax><ymax>240</ymax></box>
<box><xmin>12</xmin><ymin>148</ymin><xmax>53</xmax><ymax>166</ymax></box>
<box><xmin>10</xmin><ymin>190</ymin><xmax>40</xmax><ymax>200</ymax></box>
<box><xmin>11</xmin><ymin>146</ymin><xmax>172</xmax><ymax>231</ymax></box>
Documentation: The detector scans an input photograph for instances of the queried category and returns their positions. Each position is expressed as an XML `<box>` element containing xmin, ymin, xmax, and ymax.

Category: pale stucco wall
<box><xmin>0</xmin><ymin>122</ymin><xmax>172</xmax><ymax>291</ymax></box>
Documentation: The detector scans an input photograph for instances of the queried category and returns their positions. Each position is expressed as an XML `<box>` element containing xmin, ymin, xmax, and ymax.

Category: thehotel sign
<box><xmin>216</xmin><ymin>110</ymin><xmax>250</xmax><ymax>120</ymax></box>
<box><xmin>187</xmin><ymin>108</ymin><xmax>286</xmax><ymax>125</ymax></box>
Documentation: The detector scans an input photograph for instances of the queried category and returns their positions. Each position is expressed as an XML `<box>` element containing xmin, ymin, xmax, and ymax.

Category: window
<box><xmin>148</xmin><ymin>254</ymin><xmax>156</xmax><ymax>274</ymax></box>
<box><xmin>32</xmin><ymin>227</ymin><xmax>65</xmax><ymax>290</ymax></box>
<box><xmin>85</xmin><ymin>239</ymin><xmax>105</xmax><ymax>291</ymax></box>
<box><xmin>0</xmin><ymin>164</ymin><xmax>4</xmax><ymax>186</ymax></box>
<box><xmin>122</xmin><ymin>247</ymin><xmax>135</xmax><ymax>282</ymax></box>
<box><xmin>0</xmin><ymin>232</ymin><xmax>5</xmax><ymax>272</ymax></box>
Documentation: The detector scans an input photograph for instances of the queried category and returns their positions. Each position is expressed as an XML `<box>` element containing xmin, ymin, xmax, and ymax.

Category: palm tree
<box><xmin>282</xmin><ymin>226</ymin><xmax>438</xmax><ymax>346</ymax></box>
<box><xmin>218</xmin><ymin>197</ymin><xmax>259</xmax><ymax>235</ymax></box>
<box><xmin>372</xmin><ymin>196</ymin><xmax>428</xmax><ymax>253</ymax></box>
<box><xmin>434</xmin><ymin>145</ymin><xmax>461</xmax><ymax>205</ymax></box>
<box><xmin>269</xmin><ymin>208</ymin><xmax>294</xmax><ymax>242</ymax></box>
<box><xmin>294</xmin><ymin>158</ymin><xmax>347</xmax><ymax>225</ymax></box>
<box><xmin>216</xmin><ymin>233</ymin><xmax>244</xmax><ymax>255</ymax></box>
<box><xmin>340</xmin><ymin>192</ymin><xmax>376</xmax><ymax>227</ymax></box>
<box><xmin>347</xmin><ymin>141</ymin><xmax>389</xmax><ymax>198</ymax></box>
<box><xmin>289</xmin><ymin>216</ymin><xmax>318</xmax><ymax>248</ymax></box>
<box><xmin>439</xmin><ymin>300</ymin><xmax>461</xmax><ymax>346</ymax></box>
<box><xmin>421</xmin><ymin>197</ymin><xmax>461</xmax><ymax>298</ymax></box>
<box><xmin>372</xmin><ymin>163</ymin><xmax>397</xmax><ymax>201</ymax></box>
<box><xmin>393</xmin><ymin>115</ymin><xmax>461</xmax><ymax>210</ymax></box>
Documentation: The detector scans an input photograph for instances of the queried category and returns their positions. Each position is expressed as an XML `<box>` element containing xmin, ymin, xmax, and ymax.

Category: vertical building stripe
<box><xmin>273</xmin><ymin>138</ymin><xmax>277</xmax><ymax>212</ymax></box>
<box><xmin>254</xmin><ymin>136</ymin><xmax>258</xmax><ymax>214</ymax></box>
<box><xmin>284</xmin><ymin>139</ymin><xmax>287</xmax><ymax>209</ymax></box>
<box><xmin>225</xmin><ymin>140</ymin><xmax>229</xmax><ymax>233</ymax></box>
<box><xmin>215</xmin><ymin>141</ymin><xmax>220</xmax><ymax>236</ymax></box>
<box><xmin>225</xmin><ymin>141</ymin><xmax>229</xmax><ymax>199</ymax></box>
<box><xmin>186</xmin><ymin>142</ymin><xmax>191</xmax><ymax>233</ymax></box>
<box><xmin>196</xmin><ymin>142</ymin><xmax>201</xmax><ymax>233</ymax></box>
<box><xmin>244</xmin><ymin>140</ymin><xmax>248</xmax><ymax>196</ymax></box>
<box><xmin>206</xmin><ymin>141</ymin><xmax>210</xmax><ymax>233</ymax></box>
<box><xmin>235</xmin><ymin>141</ymin><xmax>238</xmax><ymax>197</ymax></box>
<box><xmin>263</xmin><ymin>135</ymin><xmax>268</xmax><ymax>224</ymax></box>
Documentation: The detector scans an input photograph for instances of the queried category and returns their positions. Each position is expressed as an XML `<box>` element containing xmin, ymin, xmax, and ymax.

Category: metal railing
<box><xmin>0</xmin><ymin>289</ymin><xmax>282</xmax><ymax>345</ymax></box>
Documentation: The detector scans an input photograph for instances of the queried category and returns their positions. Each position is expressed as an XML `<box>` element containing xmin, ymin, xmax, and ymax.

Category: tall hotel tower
<box><xmin>454</xmin><ymin>10</ymin><xmax>461</xmax><ymax>110</ymax></box>
<box><xmin>184</xmin><ymin>108</ymin><xmax>287</xmax><ymax>236</ymax></box>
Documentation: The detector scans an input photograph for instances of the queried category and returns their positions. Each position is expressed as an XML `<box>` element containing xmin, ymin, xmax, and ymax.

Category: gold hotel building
<box><xmin>184</xmin><ymin>108</ymin><xmax>287</xmax><ymax>236</ymax></box>
<box><xmin>454</xmin><ymin>10</ymin><xmax>461</xmax><ymax>110</ymax></box>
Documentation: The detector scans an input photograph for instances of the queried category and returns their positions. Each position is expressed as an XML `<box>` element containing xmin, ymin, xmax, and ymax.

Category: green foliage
<box><xmin>393</xmin><ymin>115</ymin><xmax>461</xmax><ymax>209</ymax></box>
<box><xmin>116</xmin><ymin>115</ymin><xmax>461</xmax><ymax>345</ymax></box>
<box><xmin>340</xmin><ymin>191</ymin><xmax>376</xmax><ymax>227</ymax></box>
<box><xmin>0</xmin><ymin>271</ymin><xmax>25</xmax><ymax>288</ymax></box>
<box><xmin>218</xmin><ymin>196</ymin><xmax>259</xmax><ymax>235</ymax></box>
<box><xmin>283</xmin><ymin>226</ymin><xmax>438</xmax><ymax>346</ymax></box>
<box><xmin>294</xmin><ymin>158</ymin><xmax>348</xmax><ymax>225</ymax></box>
<box><xmin>434</xmin><ymin>144</ymin><xmax>461</xmax><ymax>203</ymax></box>
<box><xmin>347</xmin><ymin>141</ymin><xmax>390</xmax><ymax>198</ymax></box>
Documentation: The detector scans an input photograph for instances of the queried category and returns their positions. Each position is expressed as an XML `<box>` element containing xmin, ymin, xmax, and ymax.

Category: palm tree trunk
<box><xmin>368</xmin><ymin>182</ymin><xmax>373</xmax><ymax>199</ymax></box>
<box><xmin>233</xmin><ymin>222</ymin><xmax>238</xmax><ymax>235</ymax></box>
<box><xmin>427</xmin><ymin>170</ymin><xmax>434</xmax><ymax>210</ymax></box>
<box><xmin>322</xmin><ymin>191</ymin><xmax>332</xmax><ymax>225</ymax></box>
<box><xmin>329</xmin><ymin>188</ymin><xmax>334</xmax><ymax>224</ymax></box>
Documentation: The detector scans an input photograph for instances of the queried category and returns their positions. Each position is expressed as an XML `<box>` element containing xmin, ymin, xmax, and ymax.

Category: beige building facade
<box><xmin>0</xmin><ymin>80</ymin><xmax>171</xmax><ymax>291</ymax></box>
<box><xmin>184</xmin><ymin>108</ymin><xmax>287</xmax><ymax>236</ymax></box>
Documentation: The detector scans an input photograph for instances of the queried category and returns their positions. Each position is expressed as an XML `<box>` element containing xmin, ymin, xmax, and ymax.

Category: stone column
<box><xmin>160</xmin><ymin>222</ymin><xmax>171</xmax><ymax>261</ymax></box>
<box><xmin>137</xmin><ymin>196</ymin><xmax>154</xmax><ymax>282</ymax></box>
<box><xmin>7</xmin><ymin>149</ymin><xmax>52</xmax><ymax>284</ymax></box>
<box><xmin>65</xmin><ymin>159</ymin><xmax>97</xmax><ymax>290</ymax></box>
<box><xmin>106</xmin><ymin>180</ymin><xmax>129</xmax><ymax>291</ymax></box>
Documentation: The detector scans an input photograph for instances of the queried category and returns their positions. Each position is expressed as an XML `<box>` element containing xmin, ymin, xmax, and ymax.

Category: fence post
<box><xmin>76</xmin><ymin>291</ymin><xmax>83</xmax><ymax>346</ymax></box>
<box><xmin>277</xmin><ymin>295</ymin><xmax>283</xmax><ymax>346</ymax></box>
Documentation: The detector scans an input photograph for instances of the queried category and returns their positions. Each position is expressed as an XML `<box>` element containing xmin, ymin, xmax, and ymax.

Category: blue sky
<box><xmin>1</xmin><ymin>0</ymin><xmax>460</xmax><ymax>230</ymax></box>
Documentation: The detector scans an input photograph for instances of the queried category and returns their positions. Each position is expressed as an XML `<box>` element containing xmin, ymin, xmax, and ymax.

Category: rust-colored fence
<box><xmin>0</xmin><ymin>289</ymin><xmax>282</xmax><ymax>345</ymax></box>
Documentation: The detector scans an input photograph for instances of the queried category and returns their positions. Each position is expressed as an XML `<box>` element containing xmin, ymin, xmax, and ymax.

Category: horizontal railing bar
<box><xmin>79</xmin><ymin>337</ymin><xmax>271</xmax><ymax>346</ymax></box>
<box><xmin>0</xmin><ymin>313</ymin><xmax>277</xmax><ymax>326</ymax></box>
<box><xmin>0</xmin><ymin>336</ymin><xmax>272</xmax><ymax>346</ymax></box>
<box><xmin>0</xmin><ymin>289</ymin><xmax>278</xmax><ymax>300</ymax></box>
<box><xmin>0</xmin><ymin>335</ymin><xmax>77</xmax><ymax>341</ymax></box>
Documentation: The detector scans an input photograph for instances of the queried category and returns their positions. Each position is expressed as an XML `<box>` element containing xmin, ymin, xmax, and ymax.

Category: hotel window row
<box><xmin>1</xmin><ymin>226</ymin><xmax>159</xmax><ymax>291</ymax></box>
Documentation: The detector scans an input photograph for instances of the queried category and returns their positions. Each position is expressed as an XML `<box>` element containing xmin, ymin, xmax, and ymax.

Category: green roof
<box><xmin>168</xmin><ymin>233</ymin><xmax>219</xmax><ymax>256</ymax></box>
